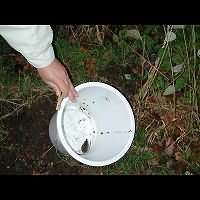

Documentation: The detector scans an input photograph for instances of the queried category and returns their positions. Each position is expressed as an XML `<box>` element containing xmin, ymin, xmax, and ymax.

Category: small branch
<box><xmin>0</xmin><ymin>98</ymin><xmax>22</xmax><ymax>105</ymax></box>
<box><xmin>41</xmin><ymin>145</ymin><xmax>54</xmax><ymax>159</ymax></box>
<box><xmin>0</xmin><ymin>104</ymin><xmax>26</xmax><ymax>121</ymax></box>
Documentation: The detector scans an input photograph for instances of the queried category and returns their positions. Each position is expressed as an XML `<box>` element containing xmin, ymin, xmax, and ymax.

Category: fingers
<box><xmin>64</xmin><ymin>79</ymin><xmax>78</xmax><ymax>101</ymax></box>
<box><xmin>53</xmin><ymin>78</ymin><xmax>76</xmax><ymax>102</ymax></box>
<box><xmin>37</xmin><ymin>58</ymin><xmax>78</xmax><ymax>102</ymax></box>
<box><xmin>54</xmin><ymin>63</ymin><xmax>78</xmax><ymax>101</ymax></box>
<box><xmin>63</xmin><ymin>69</ymin><xmax>78</xmax><ymax>99</ymax></box>
<box><xmin>70</xmin><ymin>82</ymin><xmax>79</xmax><ymax>97</ymax></box>
<box><xmin>48</xmin><ymin>77</ymin><xmax>77</xmax><ymax>102</ymax></box>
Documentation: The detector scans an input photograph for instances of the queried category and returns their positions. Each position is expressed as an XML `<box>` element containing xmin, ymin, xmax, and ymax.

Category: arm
<box><xmin>0</xmin><ymin>25</ymin><xmax>78</xmax><ymax>101</ymax></box>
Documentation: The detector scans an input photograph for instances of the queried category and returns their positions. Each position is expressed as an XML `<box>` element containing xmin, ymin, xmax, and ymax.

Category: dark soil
<box><xmin>0</xmin><ymin>95</ymin><xmax>104</xmax><ymax>175</ymax></box>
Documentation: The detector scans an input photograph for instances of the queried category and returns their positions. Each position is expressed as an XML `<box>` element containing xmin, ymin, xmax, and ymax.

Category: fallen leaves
<box><xmin>164</xmin><ymin>31</ymin><xmax>176</xmax><ymax>42</ymax></box>
<box><xmin>80</xmin><ymin>47</ymin><xmax>89</xmax><ymax>53</ymax></box>
<box><xmin>175</xmin><ymin>152</ymin><xmax>184</xmax><ymax>161</ymax></box>
<box><xmin>163</xmin><ymin>85</ymin><xmax>176</xmax><ymax>96</ymax></box>
<box><xmin>137</xmin><ymin>90</ymin><xmax>197</xmax><ymax>174</ymax></box>
<box><xmin>151</xmin><ymin>144</ymin><xmax>163</xmax><ymax>153</ymax></box>
<box><xmin>173</xmin><ymin>63</ymin><xmax>184</xmax><ymax>74</ymax></box>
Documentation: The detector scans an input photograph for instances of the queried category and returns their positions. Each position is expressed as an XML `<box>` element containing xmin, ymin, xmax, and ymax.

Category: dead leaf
<box><xmin>175</xmin><ymin>152</ymin><xmax>184</xmax><ymax>161</ymax></box>
<box><xmin>165</xmin><ymin>31</ymin><xmax>176</xmax><ymax>42</ymax></box>
<box><xmin>151</xmin><ymin>144</ymin><xmax>162</xmax><ymax>153</ymax></box>
<box><xmin>84</xmin><ymin>58</ymin><xmax>96</xmax><ymax>77</ymax></box>
<box><xmin>126</xmin><ymin>29</ymin><xmax>142</xmax><ymax>40</ymax></box>
<box><xmin>80</xmin><ymin>47</ymin><xmax>88</xmax><ymax>53</ymax></box>
<box><xmin>173</xmin><ymin>64</ymin><xmax>184</xmax><ymax>74</ymax></box>
<box><xmin>163</xmin><ymin>85</ymin><xmax>176</xmax><ymax>96</ymax></box>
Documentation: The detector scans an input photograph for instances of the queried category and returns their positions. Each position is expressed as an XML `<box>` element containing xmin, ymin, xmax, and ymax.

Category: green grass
<box><xmin>0</xmin><ymin>58</ymin><xmax>48</xmax><ymax>125</ymax></box>
<box><xmin>0</xmin><ymin>64</ymin><xmax>45</xmax><ymax>99</ymax></box>
<box><xmin>103</xmin><ymin>128</ymin><xmax>156</xmax><ymax>175</ymax></box>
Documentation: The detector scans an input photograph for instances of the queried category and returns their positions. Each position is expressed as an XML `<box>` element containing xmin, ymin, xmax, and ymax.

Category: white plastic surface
<box><xmin>49</xmin><ymin>82</ymin><xmax>135</xmax><ymax>166</ymax></box>
<box><xmin>62</xmin><ymin>101</ymin><xmax>97</xmax><ymax>154</ymax></box>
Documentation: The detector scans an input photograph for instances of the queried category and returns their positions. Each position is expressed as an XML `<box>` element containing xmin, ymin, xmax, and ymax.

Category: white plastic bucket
<box><xmin>49</xmin><ymin>82</ymin><xmax>135</xmax><ymax>167</ymax></box>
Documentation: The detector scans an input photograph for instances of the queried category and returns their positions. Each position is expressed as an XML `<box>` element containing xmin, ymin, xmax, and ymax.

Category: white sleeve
<box><xmin>0</xmin><ymin>25</ymin><xmax>55</xmax><ymax>68</ymax></box>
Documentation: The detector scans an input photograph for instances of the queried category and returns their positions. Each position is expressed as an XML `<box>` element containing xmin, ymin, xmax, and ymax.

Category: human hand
<box><xmin>37</xmin><ymin>58</ymin><xmax>78</xmax><ymax>104</ymax></box>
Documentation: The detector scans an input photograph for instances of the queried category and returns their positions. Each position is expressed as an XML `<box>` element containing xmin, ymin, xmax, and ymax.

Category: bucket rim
<box><xmin>56</xmin><ymin>82</ymin><xmax>135</xmax><ymax>166</ymax></box>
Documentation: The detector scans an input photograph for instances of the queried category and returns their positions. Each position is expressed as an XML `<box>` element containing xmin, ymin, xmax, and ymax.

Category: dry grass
<box><xmin>134</xmin><ymin>90</ymin><xmax>199</xmax><ymax>156</ymax></box>
<box><xmin>63</xmin><ymin>25</ymin><xmax>111</xmax><ymax>45</ymax></box>
<box><xmin>133</xmin><ymin>25</ymin><xmax>200</xmax><ymax>149</ymax></box>
<box><xmin>0</xmin><ymin>88</ymin><xmax>54</xmax><ymax>122</ymax></box>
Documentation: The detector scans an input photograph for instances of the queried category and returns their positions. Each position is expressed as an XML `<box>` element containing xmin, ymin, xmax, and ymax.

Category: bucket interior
<box><xmin>60</xmin><ymin>84</ymin><xmax>135</xmax><ymax>163</ymax></box>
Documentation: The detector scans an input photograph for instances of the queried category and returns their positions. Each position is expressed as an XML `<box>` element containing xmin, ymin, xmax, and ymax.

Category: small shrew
<box><xmin>81</xmin><ymin>139</ymin><xmax>89</xmax><ymax>153</ymax></box>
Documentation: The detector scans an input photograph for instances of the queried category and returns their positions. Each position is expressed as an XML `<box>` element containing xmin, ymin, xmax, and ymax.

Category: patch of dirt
<box><xmin>0</xmin><ymin>95</ymin><xmax>102</xmax><ymax>175</ymax></box>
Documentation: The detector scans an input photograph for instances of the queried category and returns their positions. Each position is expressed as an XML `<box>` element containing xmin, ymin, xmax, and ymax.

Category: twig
<box><xmin>41</xmin><ymin>145</ymin><xmax>55</xmax><ymax>159</ymax></box>
<box><xmin>0</xmin><ymin>104</ymin><xmax>26</xmax><ymax>121</ymax></box>
<box><xmin>0</xmin><ymin>98</ymin><xmax>22</xmax><ymax>105</ymax></box>
<box><xmin>95</xmin><ymin>25</ymin><xmax>103</xmax><ymax>45</ymax></box>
